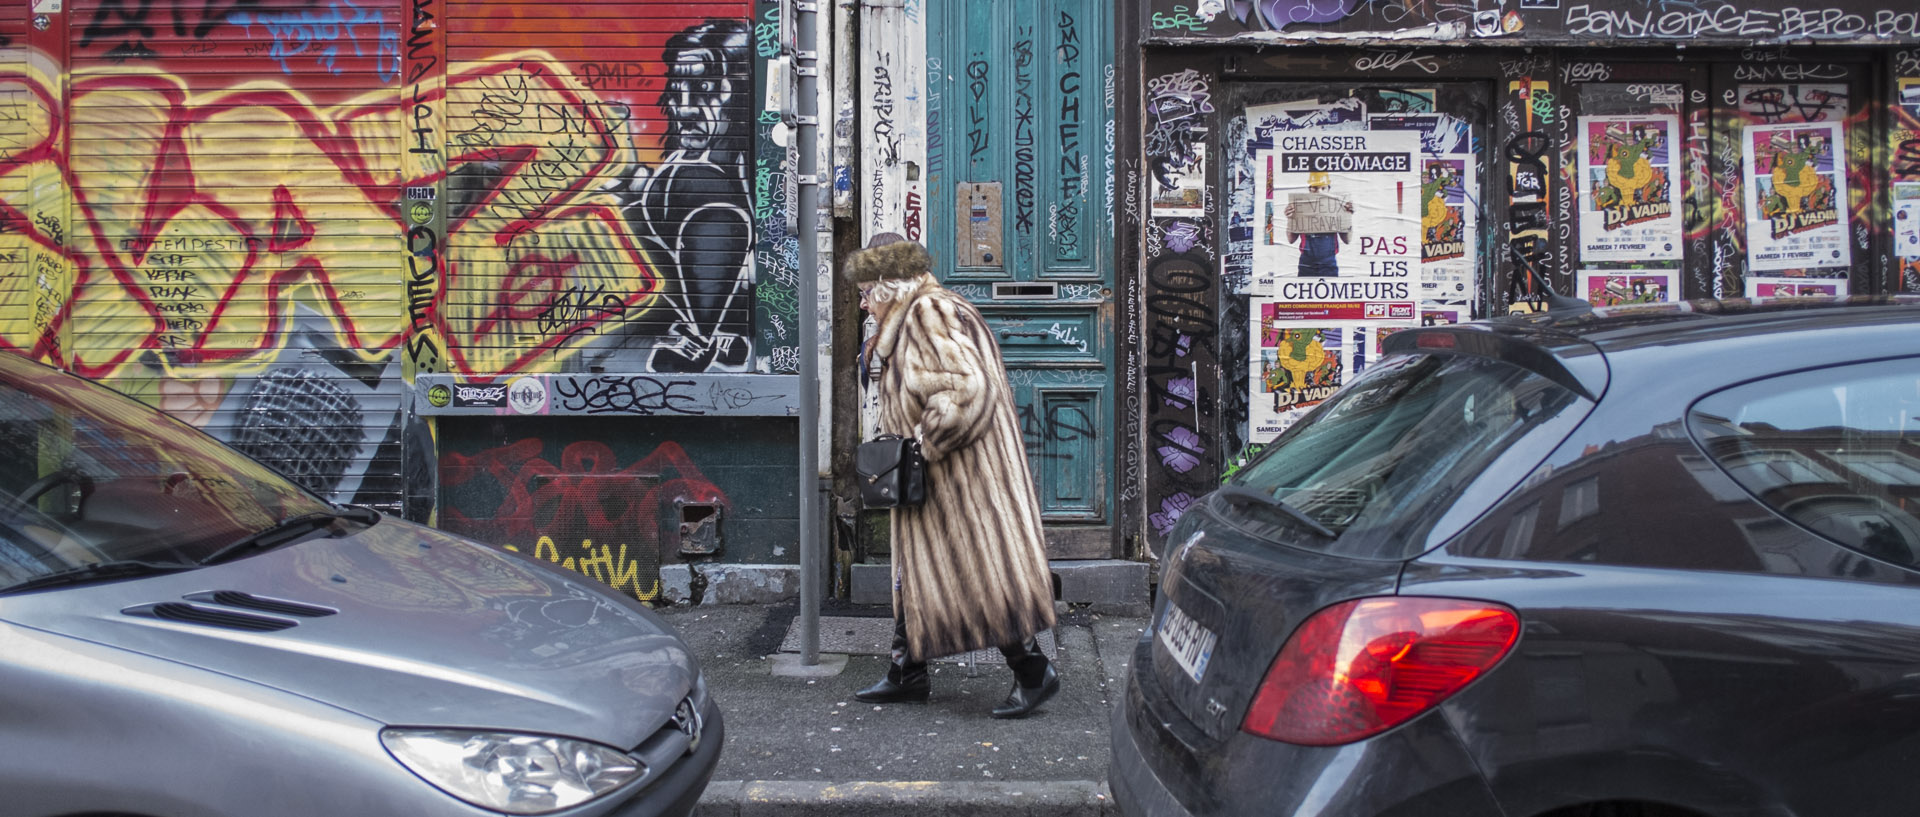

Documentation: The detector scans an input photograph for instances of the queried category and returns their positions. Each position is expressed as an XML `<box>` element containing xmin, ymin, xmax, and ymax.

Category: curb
<box><xmin>693</xmin><ymin>780</ymin><xmax>1117</xmax><ymax>816</ymax></box>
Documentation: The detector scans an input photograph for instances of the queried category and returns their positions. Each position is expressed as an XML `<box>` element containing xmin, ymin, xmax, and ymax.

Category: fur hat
<box><xmin>846</xmin><ymin>233</ymin><xmax>932</xmax><ymax>284</ymax></box>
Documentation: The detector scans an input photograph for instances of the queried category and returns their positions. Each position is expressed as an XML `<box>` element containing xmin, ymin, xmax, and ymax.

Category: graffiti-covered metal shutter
<box><xmin>64</xmin><ymin>0</ymin><xmax>412</xmax><ymax>510</ymax></box>
<box><xmin>0</xmin><ymin>0</ymin><xmax>36</xmax><ymax>356</ymax></box>
<box><xmin>442</xmin><ymin>0</ymin><xmax>755</xmax><ymax>377</ymax></box>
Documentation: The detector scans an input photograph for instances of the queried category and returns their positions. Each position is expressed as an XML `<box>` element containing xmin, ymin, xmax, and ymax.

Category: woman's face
<box><xmin>860</xmin><ymin>283</ymin><xmax>890</xmax><ymax>318</ymax></box>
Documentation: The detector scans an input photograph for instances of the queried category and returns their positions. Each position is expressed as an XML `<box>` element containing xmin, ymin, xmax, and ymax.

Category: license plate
<box><xmin>1157</xmin><ymin>602</ymin><xmax>1217</xmax><ymax>684</ymax></box>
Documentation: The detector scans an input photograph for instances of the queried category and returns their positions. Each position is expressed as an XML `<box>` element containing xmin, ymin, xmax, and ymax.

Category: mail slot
<box><xmin>993</xmin><ymin>282</ymin><xmax>1059</xmax><ymax>300</ymax></box>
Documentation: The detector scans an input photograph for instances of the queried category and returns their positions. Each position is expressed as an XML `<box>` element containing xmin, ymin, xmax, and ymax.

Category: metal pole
<box><xmin>795</xmin><ymin>0</ymin><xmax>824</xmax><ymax>666</ymax></box>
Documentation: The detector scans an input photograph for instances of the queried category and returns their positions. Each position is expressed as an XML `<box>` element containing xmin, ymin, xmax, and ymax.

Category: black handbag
<box><xmin>856</xmin><ymin>435</ymin><xmax>926</xmax><ymax>508</ymax></box>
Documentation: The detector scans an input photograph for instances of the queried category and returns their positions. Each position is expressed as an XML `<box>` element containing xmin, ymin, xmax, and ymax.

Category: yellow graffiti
<box><xmin>435</xmin><ymin>53</ymin><xmax>665</xmax><ymax>377</ymax></box>
<box><xmin>516</xmin><ymin>535</ymin><xmax>662</xmax><ymax>603</ymax></box>
<box><xmin>0</xmin><ymin>47</ymin><xmax>677</xmax><ymax>385</ymax></box>
<box><xmin>0</xmin><ymin>63</ymin><xmax>407</xmax><ymax>382</ymax></box>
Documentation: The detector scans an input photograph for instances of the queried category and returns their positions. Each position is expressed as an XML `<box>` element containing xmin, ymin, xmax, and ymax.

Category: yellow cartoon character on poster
<box><xmin>1421</xmin><ymin>163</ymin><xmax>1463</xmax><ymax>244</ymax></box>
<box><xmin>1265</xmin><ymin>328</ymin><xmax>1332</xmax><ymax>393</ymax></box>
<box><xmin>1596</xmin><ymin>123</ymin><xmax>1664</xmax><ymax>209</ymax></box>
<box><xmin>1762</xmin><ymin>132</ymin><xmax>1832</xmax><ymax>218</ymax></box>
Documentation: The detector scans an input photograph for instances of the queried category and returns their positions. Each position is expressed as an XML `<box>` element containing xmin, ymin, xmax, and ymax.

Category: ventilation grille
<box><xmin>189</xmin><ymin>591</ymin><xmax>338</xmax><ymax>618</ymax></box>
<box><xmin>124</xmin><ymin>603</ymin><xmax>299</xmax><ymax>633</ymax></box>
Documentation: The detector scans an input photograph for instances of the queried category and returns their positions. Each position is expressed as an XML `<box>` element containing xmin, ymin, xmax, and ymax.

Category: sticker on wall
<box><xmin>1897</xmin><ymin>183</ymin><xmax>1920</xmax><ymax>259</ymax></box>
<box><xmin>1743</xmin><ymin>121</ymin><xmax>1850</xmax><ymax>272</ymax></box>
<box><xmin>451</xmin><ymin>382</ymin><xmax>510</xmax><ymax>409</ymax></box>
<box><xmin>1745</xmin><ymin>277</ymin><xmax>1848</xmax><ymax>298</ymax></box>
<box><xmin>1252</xmin><ymin>129</ymin><xmax>1420</xmax><ymax>321</ymax></box>
<box><xmin>1577</xmin><ymin>269</ymin><xmax>1679</xmax><ymax>306</ymax></box>
<box><xmin>1150</xmin><ymin>127</ymin><xmax>1208</xmax><ymax>218</ymax></box>
<box><xmin>1577</xmin><ymin>115</ymin><xmax>1682</xmax><ymax>262</ymax></box>
<box><xmin>1249</xmin><ymin>309</ymin><xmax>1361</xmax><ymax>443</ymax></box>
<box><xmin>506</xmin><ymin>376</ymin><xmax>549</xmax><ymax>415</ymax></box>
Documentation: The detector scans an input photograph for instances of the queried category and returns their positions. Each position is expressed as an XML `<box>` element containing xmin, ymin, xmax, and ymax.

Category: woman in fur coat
<box><xmin>847</xmin><ymin>234</ymin><xmax>1060</xmax><ymax>719</ymax></box>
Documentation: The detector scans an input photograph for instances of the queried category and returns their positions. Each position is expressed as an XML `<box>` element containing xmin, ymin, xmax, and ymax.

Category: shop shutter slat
<box><xmin>68</xmin><ymin>0</ymin><xmax>409</xmax><ymax>510</ymax></box>
<box><xmin>0</xmin><ymin>0</ymin><xmax>36</xmax><ymax>357</ymax></box>
<box><xmin>441</xmin><ymin>0</ymin><xmax>751</xmax><ymax>376</ymax></box>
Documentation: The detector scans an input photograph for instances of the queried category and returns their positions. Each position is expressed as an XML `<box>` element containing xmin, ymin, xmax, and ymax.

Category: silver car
<box><xmin>0</xmin><ymin>352</ymin><xmax>722</xmax><ymax>817</ymax></box>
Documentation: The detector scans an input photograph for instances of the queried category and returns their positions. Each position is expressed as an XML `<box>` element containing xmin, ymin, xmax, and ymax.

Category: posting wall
<box><xmin>0</xmin><ymin>0</ymin><xmax>800</xmax><ymax>603</ymax></box>
<box><xmin>1123</xmin><ymin>0</ymin><xmax>1920</xmax><ymax>554</ymax></box>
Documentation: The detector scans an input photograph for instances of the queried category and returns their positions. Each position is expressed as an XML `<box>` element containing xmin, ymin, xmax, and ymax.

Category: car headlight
<box><xmin>381</xmin><ymin>728</ymin><xmax>643</xmax><ymax>814</ymax></box>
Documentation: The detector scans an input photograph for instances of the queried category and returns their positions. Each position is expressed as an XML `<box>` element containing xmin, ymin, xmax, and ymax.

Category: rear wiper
<box><xmin>1213</xmin><ymin>485</ymin><xmax>1338</xmax><ymax>539</ymax></box>
<box><xmin>200</xmin><ymin>506</ymin><xmax>380</xmax><ymax>566</ymax></box>
<box><xmin>1</xmin><ymin>559</ymin><xmax>200</xmax><ymax>594</ymax></box>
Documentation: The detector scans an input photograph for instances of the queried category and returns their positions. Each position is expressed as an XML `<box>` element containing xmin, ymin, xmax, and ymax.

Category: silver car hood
<box><xmin>0</xmin><ymin>518</ymin><xmax>696</xmax><ymax>750</ymax></box>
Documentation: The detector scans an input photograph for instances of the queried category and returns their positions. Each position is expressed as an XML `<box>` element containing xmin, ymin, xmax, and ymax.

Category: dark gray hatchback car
<box><xmin>1112</xmin><ymin>297</ymin><xmax>1920</xmax><ymax>817</ymax></box>
<box><xmin>0</xmin><ymin>352</ymin><xmax>722</xmax><ymax>817</ymax></box>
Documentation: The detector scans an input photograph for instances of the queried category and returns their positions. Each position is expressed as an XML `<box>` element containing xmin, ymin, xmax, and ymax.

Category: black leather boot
<box><xmin>855</xmin><ymin>617</ymin><xmax>930</xmax><ymax>704</ymax></box>
<box><xmin>991</xmin><ymin>639</ymin><xmax>1059</xmax><ymax>719</ymax></box>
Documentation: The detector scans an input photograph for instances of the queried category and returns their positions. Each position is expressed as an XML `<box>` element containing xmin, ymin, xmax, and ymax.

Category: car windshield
<box><xmin>1229</xmin><ymin>351</ymin><xmax>1583</xmax><ymax>559</ymax></box>
<box><xmin>0</xmin><ymin>357</ymin><xmax>332</xmax><ymax>590</ymax></box>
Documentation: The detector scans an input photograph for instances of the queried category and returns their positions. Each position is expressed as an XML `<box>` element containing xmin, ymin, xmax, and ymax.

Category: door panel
<box><xmin>1026</xmin><ymin>387</ymin><xmax>1105</xmax><ymax>520</ymax></box>
<box><xmin>927</xmin><ymin>0</ymin><xmax>1115</xmax><ymax>548</ymax></box>
<box><xmin>986</xmin><ymin>307</ymin><xmax>1103</xmax><ymax>363</ymax></box>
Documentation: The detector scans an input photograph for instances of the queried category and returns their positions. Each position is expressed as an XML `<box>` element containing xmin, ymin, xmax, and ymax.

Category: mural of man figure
<box><xmin>614</xmin><ymin>19</ymin><xmax>755</xmax><ymax>373</ymax></box>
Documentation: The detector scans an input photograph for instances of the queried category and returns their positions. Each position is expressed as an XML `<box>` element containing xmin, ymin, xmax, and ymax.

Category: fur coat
<box><xmin>861</xmin><ymin>258</ymin><xmax>1055</xmax><ymax>661</ymax></box>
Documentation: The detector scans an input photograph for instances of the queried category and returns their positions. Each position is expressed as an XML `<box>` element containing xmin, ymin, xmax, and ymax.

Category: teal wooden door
<box><xmin>924</xmin><ymin>0</ymin><xmax>1115</xmax><ymax>558</ymax></box>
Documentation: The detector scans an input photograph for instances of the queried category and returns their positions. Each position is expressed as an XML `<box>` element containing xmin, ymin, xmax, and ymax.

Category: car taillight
<box><xmin>1242</xmin><ymin>597</ymin><xmax>1519</xmax><ymax>746</ymax></box>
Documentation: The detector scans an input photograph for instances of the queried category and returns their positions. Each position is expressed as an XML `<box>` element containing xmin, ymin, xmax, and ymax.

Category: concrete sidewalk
<box><xmin>660</xmin><ymin>603</ymin><xmax>1150</xmax><ymax>816</ymax></box>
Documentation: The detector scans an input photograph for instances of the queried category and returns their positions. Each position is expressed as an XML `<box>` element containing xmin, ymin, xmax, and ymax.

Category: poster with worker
<box><xmin>1252</xmin><ymin>129</ymin><xmax>1421</xmax><ymax>322</ymax></box>
<box><xmin>1248</xmin><ymin>302</ymin><xmax>1368</xmax><ymax>442</ymax></box>
<box><xmin>1743</xmin><ymin>121</ymin><xmax>1850</xmax><ymax>272</ymax></box>
<box><xmin>1577</xmin><ymin>115</ymin><xmax>1682</xmax><ymax>262</ymax></box>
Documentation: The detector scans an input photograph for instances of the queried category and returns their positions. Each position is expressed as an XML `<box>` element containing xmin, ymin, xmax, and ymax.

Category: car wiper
<box><xmin>1</xmin><ymin>559</ymin><xmax>200</xmax><ymax>594</ymax></box>
<box><xmin>1213</xmin><ymin>485</ymin><xmax>1339</xmax><ymax>539</ymax></box>
<box><xmin>200</xmin><ymin>506</ymin><xmax>379</xmax><ymax>566</ymax></box>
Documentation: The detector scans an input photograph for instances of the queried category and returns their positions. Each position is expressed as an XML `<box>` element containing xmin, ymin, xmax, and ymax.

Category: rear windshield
<box><xmin>1228</xmin><ymin>351</ymin><xmax>1585</xmax><ymax>560</ymax></box>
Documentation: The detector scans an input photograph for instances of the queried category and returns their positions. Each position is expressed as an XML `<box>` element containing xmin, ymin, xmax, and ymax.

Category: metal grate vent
<box><xmin>126</xmin><ymin>602</ymin><xmax>299</xmax><ymax>632</ymax></box>
<box><xmin>189</xmin><ymin>591</ymin><xmax>337</xmax><ymax>618</ymax></box>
